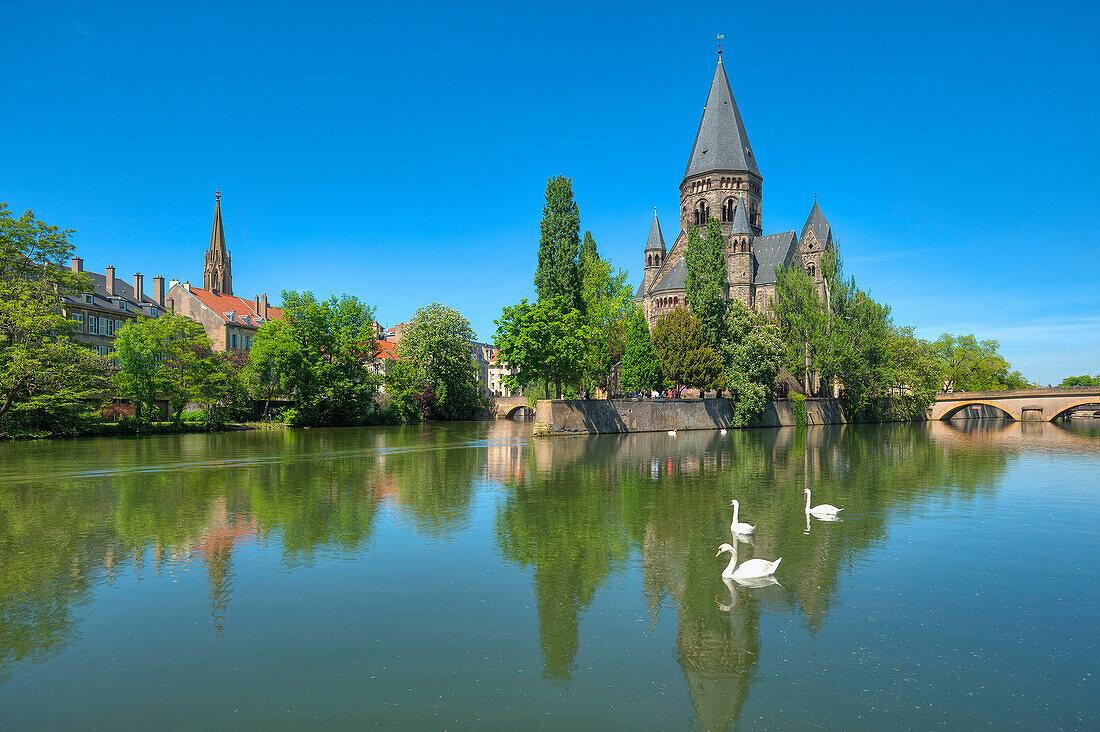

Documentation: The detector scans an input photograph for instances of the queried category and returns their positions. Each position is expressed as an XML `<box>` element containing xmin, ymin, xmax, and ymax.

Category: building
<box><xmin>61</xmin><ymin>257</ymin><xmax>168</xmax><ymax>357</ymax></box>
<box><xmin>166</xmin><ymin>192</ymin><xmax>282</xmax><ymax>354</ymax></box>
<box><xmin>637</xmin><ymin>51</ymin><xmax>834</xmax><ymax>324</ymax></box>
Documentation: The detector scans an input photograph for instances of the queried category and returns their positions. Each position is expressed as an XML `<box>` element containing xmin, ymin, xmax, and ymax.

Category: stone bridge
<box><xmin>930</xmin><ymin>386</ymin><xmax>1100</xmax><ymax>422</ymax></box>
<box><xmin>487</xmin><ymin>396</ymin><xmax>534</xmax><ymax>419</ymax></box>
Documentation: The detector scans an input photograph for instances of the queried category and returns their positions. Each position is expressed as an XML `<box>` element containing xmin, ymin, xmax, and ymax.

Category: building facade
<box><xmin>637</xmin><ymin>53</ymin><xmax>834</xmax><ymax>325</ymax></box>
<box><xmin>167</xmin><ymin>192</ymin><xmax>282</xmax><ymax>354</ymax></box>
<box><xmin>61</xmin><ymin>257</ymin><xmax>168</xmax><ymax>357</ymax></box>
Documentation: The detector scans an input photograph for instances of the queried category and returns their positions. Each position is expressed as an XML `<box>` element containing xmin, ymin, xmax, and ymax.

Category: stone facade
<box><xmin>637</xmin><ymin>55</ymin><xmax>834</xmax><ymax>325</ymax></box>
<box><xmin>61</xmin><ymin>257</ymin><xmax>168</xmax><ymax>359</ymax></box>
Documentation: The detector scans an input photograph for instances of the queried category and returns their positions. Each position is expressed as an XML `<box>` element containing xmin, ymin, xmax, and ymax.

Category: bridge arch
<box><xmin>938</xmin><ymin>400</ymin><xmax>1020</xmax><ymax>421</ymax></box>
<box><xmin>504</xmin><ymin>404</ymin><xmax>533</xmax><ymax>419</ymax></box>
<box><xmin>1048</xmin><ymin>399</ymin><xmax>1100</xmax><ymax>421</ymax></box>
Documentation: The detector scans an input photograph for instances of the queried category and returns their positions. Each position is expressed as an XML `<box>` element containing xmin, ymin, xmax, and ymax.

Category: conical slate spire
<box><xmin>730</xmin><ymin>196</ymin><xmax>753</xmax><ymax>236</ymax></box>
<box><xmin>800</xmin><ymin>200</ymin><xmax>831</xmax><ymax>246</ymax></box>
<box><xmin>209</xmin><ymin>189</ymin><xmax>226</xmax><ymax>255</ymax></box>
<box><xmin>645</xmin><ymin>209</ymin><xmax>666</xmax><ymax>251</ymax></box>
<box><xmin>684</xmin><ymin>58</ymin><xmax>759</xmax><ymax>179</ymax></box>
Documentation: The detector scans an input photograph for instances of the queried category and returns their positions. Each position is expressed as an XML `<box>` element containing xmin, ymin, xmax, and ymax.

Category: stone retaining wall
<box><xmin>534</xmin><ymin>398</ymin><xmax>847</xmax><ymax>434</ymax></box>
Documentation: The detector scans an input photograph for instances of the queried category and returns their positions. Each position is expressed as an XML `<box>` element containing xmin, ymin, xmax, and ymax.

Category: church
<box><xmin>637</xmin><ymin>51</ymin><xmax>834</xmax><ymax>325</ymax></box>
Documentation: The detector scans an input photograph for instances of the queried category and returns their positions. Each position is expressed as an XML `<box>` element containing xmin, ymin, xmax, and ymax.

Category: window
<box><xmin>70</xmin><ymin>313</ymin><xmax>84</xmax><ymax>331</ymax></box>
<box><xmin>85</xmin><ymin>294</ymin><xmax>93</xmax><ymax>304</ymax></box>
<box><xmin>231</xmin><ymin>333</ymin><xmax>238</xmax><ymax>349</ymax></box>
<box><xmin>119</xmin><ymin>300</ymin><xmax>127</xmax><ymax>311</ymax></box>
<box><xmin>808</xmin><ymin>263</ymin><xmax>816</xmax><ymax>277</ymax></box>
<box><xmin>150</xmin><ymin>307</ymin><xmax>158</xmax><ymax>317</ymax></box>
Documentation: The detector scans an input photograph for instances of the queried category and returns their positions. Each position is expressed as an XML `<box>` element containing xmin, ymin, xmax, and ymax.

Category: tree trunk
<box><xmin>555</xmin><ymin>377</ymin><xmax>562</xmax><ymax>399</ymax></box>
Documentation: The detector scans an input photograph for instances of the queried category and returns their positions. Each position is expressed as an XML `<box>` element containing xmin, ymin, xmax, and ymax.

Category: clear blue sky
<box><xmin>2</xmin><ymin>0</ymin><xmax>1097</xmax><ymax>382</ymax></box>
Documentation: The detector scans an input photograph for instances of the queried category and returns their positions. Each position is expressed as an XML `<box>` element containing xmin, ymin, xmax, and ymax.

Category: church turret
<box><xmin>203</xmin><ymin>190</ymin><xmax>232</xmax><ymax>295</ymax></box>
<box><xmin>726</xmin><ymin>197</ymin><xmax>754</xmax><ymax>308</ymax></box>
<box><xmin>799</xmin><ymin>200</ymin><xmax>832</xmax><ymax>294</ymax></box>
<box><xmin>680</xmin><ymin>51</ymin><xmax>763</xmax><ymax>238</ymax></box>
<box><xmin>643</xmin><ymin>209</ymin><xmax>667</xmax><ymax>295</ymax></box>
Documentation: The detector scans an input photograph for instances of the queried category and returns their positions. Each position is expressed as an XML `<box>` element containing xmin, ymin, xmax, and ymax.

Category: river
<box><xmin>0</xmin><ymin>420</ymin><xmax>1096</xmax><ymax>729</ymax></box>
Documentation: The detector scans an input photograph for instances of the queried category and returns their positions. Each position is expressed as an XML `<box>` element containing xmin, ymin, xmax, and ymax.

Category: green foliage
<box><xmin>247</xmin><ymin>291</ymin><xmax>379</xmax><ymax>427</ymax></box>
<box><xmin>1060</xmin><ymin>374</ymin><xmax>1100</xmax><ymax>387</ymax></box>
<box><xmin>382</xmin><ymin>360</ymin><xmax>436</xmax><ymax>422</ymax></box>
<box><xmin>621</xmin><ymin>307</ymin><xmax>664</xmax><ymax>394</ymax></box>
<box><xmin>932</xmin><ymin>334</ymin><xmax>1032</xmax><ymax>392</ymax></box>
<box><xmin>683</xmin><ymin>218</ymin><xmax>728</xmax><ymax>349</ymax></box>
<box><xmin>791</xmin><ymin>393</ymin><xmax>808</xmax><ymax>426</ymax></box>
<box><xmin>534</xmin><ymin>176</ymin><xmax>581</xmax><ymax>307</ymax></box>
<box><xmin>0</xmin><ymin>203</ymin><xmax>110</xmax><ymax>436</ymax></box>
<box><xmin>494</xmin><ymin>296</ymin><xmax>590</xmax><ymax>398</ymax></box>
<box><xmin>391</xmin><ymin>303</ymin><xmax>484</xmax><ymax>420</ymax></box>
<box><xmin>722</xmin><ymin>300</ymin><xmax>785</xmax><ymax>426</ymax></box>
<box><xmin>651</xmin><ymin>308</ymin><xmax>722</xmax><ymax>395</ymax></box>
<box><xmin>577</xmin><ymin>234</ymin><xmax>635</xmax><ymax>394</ymax></box>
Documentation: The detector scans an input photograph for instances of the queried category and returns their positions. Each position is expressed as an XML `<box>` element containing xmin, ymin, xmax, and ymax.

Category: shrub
<box><xmin>792</xmin><ymin>393</ymin><xmax>807</xmax><ymax>427</ymax></box>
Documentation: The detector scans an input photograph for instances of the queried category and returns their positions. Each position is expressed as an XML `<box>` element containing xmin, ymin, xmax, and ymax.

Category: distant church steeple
<box><xmin>203</xmin><ymin>190</ymin><xmax>232</xmax><ymax>295</ymax></box>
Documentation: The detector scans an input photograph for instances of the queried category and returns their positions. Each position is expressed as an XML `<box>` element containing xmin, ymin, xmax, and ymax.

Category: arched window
<box><xmin>674</xmin><ymin>296</ymin><xmax>679</xmax><ymax>306</ymax></box>
<box><xmin>695</xmin><ymin>200</ymin><xmax>709</xmax><ymax>227</ymax></box>
<box><xmin>723</xmin><ymin>198</ymin><xmax>735</xmax><ymax>222</ymax></box>
<box><xmin>647</xmin><ymin>254</ymin><xmax>652</xmax><ymax>267</ymax></box>
<box><xmin>808</xmin><ymin>263</ymin><xmax>816</xmax><ymax>277</ymax></box>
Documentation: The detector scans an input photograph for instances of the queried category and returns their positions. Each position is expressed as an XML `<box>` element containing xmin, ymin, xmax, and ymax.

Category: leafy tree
<box><xmin>722</xmin><ymin>300</ymin><xmax>784</xmax><ymax>425</ymax></box>
<box><xmin>621</xmin><ymin>307</ymin><xmax>664</xmax><ymax>394</ymax></box>
<box><xmin>772</xmin><ymin>262</ymin><xmax>827</xmax><ymax>394</ymax></box>
<box><xmin>0</xmin><ymin>204</ymin><xmax>109</xmax><ymax>435</ymax></box>
<box><xmin>684</xmin><ymin>218</ymin><xmax>728</xmax><ymax>349</ymax></box>
<box><xmin>382</xmin><ymin>359</ymin><xmax>436</xmax><ymax>422</ymax></box>
<box><xmin>577</xmin><ymin>235</ymin><xmax>635</xmax><ymax>394</ymax></box>
<box><xmin>242</xmin><ymin>318</ymin><xmax>301</xmax><ymax>418</ymax></box>
<box><xmin>494</xmin><ymin>296</ymin><xmax>589</xmax><ymax>398</ymax></box>
<box><xmin>249</xmin><ymin>291</ymin><xmax>379</xmax><ymax>426</ymax></box>
<box><xmin>577</xmin><ymin>230</ymin><xmax>598</xmax><ymax>296</ymax></box>
<box><xmin>1060</xmin><ymin>374</ymin><xmax>1100</xmax><ymax>387</ymax></box>
<box><xmin>932</xmin><ymin>334</ymin><xmax>1030</xmax><ymax>392</ymax></box>
<box><xmin>651</xmin><ymin>307</ymin><xmax>722</xmax><ymax>395</ymax></box>
<box><xmin>393</xmin><ymin>303</ymin><xmax>484</xmax><ymax>420</ymax></box>
<box><xmin>534</xmin><ymin>176</ymin><xmax>581</xmax><ymax>307</ymax></box>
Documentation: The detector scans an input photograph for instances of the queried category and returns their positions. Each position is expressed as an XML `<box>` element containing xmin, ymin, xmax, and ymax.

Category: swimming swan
<box><xmin>729</xmin><ymin>499</ymin><xmax>756</xmax><ymax>535</ymax></box>
<box><xmin>804</xmin><ymin>488</ymin><xmax>843</xmax><ymax>519</ymax></box>
<box><xmin>716</xmin><ymin>543</ymin><xmax>781</xmax><ymax>580</ymax></box>
<box><xmin>668</xmin><ymin>429</ymin><xmax>677</xmax><ymax>436</ymax></box>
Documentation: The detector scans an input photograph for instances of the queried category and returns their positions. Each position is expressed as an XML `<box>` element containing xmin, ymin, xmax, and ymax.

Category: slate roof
<box><xmin>61</xmin><ymin>269</ymin><xmax>164</xmax><ymax>316</ymax></box>
<box><xmin>651</xmin><ymin>257</ymin><xmax>687</xmax><ymax>293</ymax></box>
<box><xmin>684</xmin><ymin>58</ymin><xmax>759</xmax><ymax>179</ymax></box>
<box><xmin>752</xmin><ymin>231</ymin><xmax>799</xmax><ymax>285</ymax></box>
<box><xmin>644</xmin><ymin>210</ymin><xmax>666</xmax><ymax>251</ymax></box>
<box><xmin>800</xmin><ymin>201</ymin><xmax>831</xmax><ymax>246</ymax></box>
<box><xmin>184</xmin><ymin>286</ymin><xmax>283</xmax><ymax>327</ymax></box>
<box><xmin>730</xmin><ymin>196</ymin><xmax>753</xmax><ymax>235</ymax></box>
<box><xmin>635</xmin><ymin>279</ymin><xmax>645</xmax><ymax>299</ymax></box>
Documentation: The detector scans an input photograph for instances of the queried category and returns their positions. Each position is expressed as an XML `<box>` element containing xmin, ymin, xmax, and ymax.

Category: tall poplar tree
<box><xmin>534</xmin><ymin>176</ymin><xmax>581</xmax><ymax>307</ymax></box>
<box><xmin>684</xmin><ymin>217</ymin><xmax>727</xmax><ymax>349</ymax></box>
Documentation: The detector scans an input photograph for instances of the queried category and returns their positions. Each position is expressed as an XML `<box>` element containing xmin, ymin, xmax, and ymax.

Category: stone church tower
<box><xmin>203</xmin><ymin>190</ymin><xmax>233</xmax><ymax>295</ymax></box>
<box><xmin>637</xmin><ymin>51</ymin><xmax>834</xmax><ymax>325</ymax></box>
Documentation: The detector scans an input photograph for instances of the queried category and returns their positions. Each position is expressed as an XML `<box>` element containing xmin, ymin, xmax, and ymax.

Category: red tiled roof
<box><xmin>374</xmin><ymin>340</ymin><xmax>399</xmax><ymax>361</ymax></box>
<box><xmin>186</xmin><ymin>286</ymin><xmax>283</xmax><ymax>326</ymax></box>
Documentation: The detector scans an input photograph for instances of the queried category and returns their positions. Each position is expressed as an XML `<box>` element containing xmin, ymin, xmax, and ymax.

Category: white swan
<box><xmin>804</xmin><ymin>488</ymin><xmax>843</xmax><ymax>519</ymax></box>
<box><xmin>729</xmin><ymin>499</ymin><xmax>756</xmax><ymax>535</ymax></box>
<box><xmin>668</xmin><ymin>429</ymin><xmax>677</xmax><ymax>436</ymax></box>
<box><xmin>716</xmin><ymin>542</ymin><xmax>781</xmax><ymax>580</ymax></box>
<box><xmin>720</xmin><ymin>428</ymin><xmax>728</xmax><ymax>435</ymax></box>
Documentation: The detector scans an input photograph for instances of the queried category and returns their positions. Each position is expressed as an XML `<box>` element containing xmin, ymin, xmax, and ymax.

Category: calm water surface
<box><xmin>0</xmin><ymin>420</ymin><xmax>1097</xmax><ymax>730</ymax></box>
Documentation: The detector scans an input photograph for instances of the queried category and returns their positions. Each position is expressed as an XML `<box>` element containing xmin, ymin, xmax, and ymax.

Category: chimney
<box><xmin>254</xmin><ymin>295</ymin><xmax>260</xmax><ymax>316</ymax></box>
<box><xmin>152</xmin><ymin>276</ymin><xmax>165</xmax><ymax>307</ymax></box>
<box><xmin>184</xmin><ymin>280</ymin><xmax>191</xmax><ymax>292</ymax></box>
<box><xmin>133</xmin><ymin>273</ymin><xmax>144</xmax><ymax>303</ymax></box>
<box><xmin>261</xmin><ymin>293</ymin><xmax>269</xmax><ymax>319</ymax></box>
<box><xmin>71</xmin><ymin>257</ymin><xmax>83</xmax><ymax>273</ymax></box>
<box><xmin>105</xmin><ymin>266</ymin><xmax>116</xmax><ymax>295</ymax></box>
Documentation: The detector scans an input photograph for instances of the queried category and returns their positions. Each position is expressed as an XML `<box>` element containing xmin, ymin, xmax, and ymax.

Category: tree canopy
<box><xmin>684</xmin><ymin>218</ymin><xmax>727</xmax><ymax>349</ymax></box>
<box><xmin>534</xmin><ymin>176</ymin><xmax>581</xmax><ymax>307</ymax></box>
<box><xmin>651</xmin><ymin>307</ymin><xmax>723</xmax><ymax>395</ymax></box>
<box><xmin>621</xmin><ymin>307</ymin><xmax>664</xmax><ymax>394</ymax></box>
<box><xmin>392</xmin><ymin>303</ymin><xmax>484</xmax><ymax>420</ymax></box>
<box><xmin>494</xmin><ymin>296</ymin><xmax>590</xmax><ymax>398</ymax></box>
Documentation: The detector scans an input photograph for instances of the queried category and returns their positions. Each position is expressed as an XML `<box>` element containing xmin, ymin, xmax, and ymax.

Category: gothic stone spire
<box><xmin>203</xmin><ymin>190</ymin><xmax>233</xmax><ymax>294</ymax></box>
<box><xmin>683</xmin><ymin>57</ymin><xmax>759</xmax><ymax>180</ymax></box>
<box><xmin>645</xmin><ymin>208</ymin><xmax>667</xmax><ymax>252</ymax></box>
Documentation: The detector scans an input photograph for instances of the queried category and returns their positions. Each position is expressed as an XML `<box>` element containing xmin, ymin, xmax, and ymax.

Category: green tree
<box><xmin>722</xmin><ymin>300</ymin><xmax>784</xmax><ymax>425</ymax></box>
<box><xmin>533</xmin><ymin>176</ymin><xmax>581</xmax><ymax>306</ymax></box>
<box><xmin>242</xmin><ymin>318</ymin><xmax>301</xmax><ymax>418</ymax></box>
<box><xmin>249</xmin><ymin>291</ymin><xmax>379</xmax><ymax>426</ymax></box>
<box><xmin>772</xmin><ymin>262</ymin><xmax>826</xmax><ymax>395</ymax></box>
<box><xmin>684</xmin><ymin>218</ymin><xmax>728</xmax><ymax>349</ymax></box>
<box><xmin>932</xmin><ymin>334</ymin><xmax>1030</xmax><ymax>392</ymax></box>
<box><xmin>577</xmin><ymin>230</ymin><xmax>598</xmax><ymax>296</ymax></box>
<box><xmin>577</xmin><ymin>235</ymin><xmax>634</xmax><ymax>394</ymax></box>
<box><xmin>0</xmin><ymin>204</ymin><xmax>109</xmax><ymax>435</ymax></box>
<box><xmin>494</xmin><ymin>297</ymin><xmax>589</xmax><ymax>398</ymax></box>
<box><xmin>393</xmin><ymin>303</ymin><xmax>484</xmax><ymax>420</ymax></box>
<box><xmin>651</xmin><ymin>307</ymin><xmax>722</xmax><ymax>395</ymax></box>
<box><xmin>1060</xmin><ymin>374</ymin><xmax>1100</xmax><ymax>387</ymax></box>
<box><xmin>621</xmin><ymin>307</ymin><xmax>664</xmax><ymax>394</ymax></box>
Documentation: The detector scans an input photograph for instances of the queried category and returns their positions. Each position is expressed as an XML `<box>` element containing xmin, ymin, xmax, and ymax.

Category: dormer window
<box><xmin>150</xmin><ymin>307</ymin><xmax>158</xmax><ymax>317</ymax></box>
<box><xmin>85</xmin><ymin>294</ymin><xmax>93</xmax><ymax>304</ymax></box>
<box><xmin>118</xmin><ymin>300</ymin><xmax>127</xmax><ymax>311</ymax></box>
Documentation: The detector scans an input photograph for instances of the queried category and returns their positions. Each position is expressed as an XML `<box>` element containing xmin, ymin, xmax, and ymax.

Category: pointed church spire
<box><xmin>730</xmin><ymin>195</ymin><xmax>753</xmax><ymax>236</ymax></box>
<box><xmin>644</xmin><ymin>209</ymin><xmax>666</xmax><ymax>251</ymax></box>
<box><xmin>684</xmin><ymin>58</ymin><xmax>759</xmax><ymax>179</ymax></box>
<box><xmin>203</xmin><ymin>190</ymin><xmax>232</xmax><ymax>295</ymax></box>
